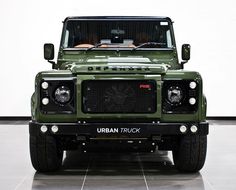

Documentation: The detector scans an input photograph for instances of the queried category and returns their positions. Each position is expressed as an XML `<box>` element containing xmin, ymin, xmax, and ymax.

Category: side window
<box><xmin>166</xmin><ymin>30</ymin><xmax>172</xmax><ymax>48</ymax></box>
<box><xmin>63</xmin><ymin>30</ymin><xmax>69</xmax><ymax>48</ymax></box>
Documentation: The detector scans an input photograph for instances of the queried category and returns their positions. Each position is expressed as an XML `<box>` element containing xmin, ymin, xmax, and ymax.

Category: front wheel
<box><xmin>172</xmin><ymin>135</ymin><xmax>207</xmax><ymax>173</ymax></box>
<box><xmin>30</xmin><ymin>135</ymin><xmax>63</xmax><ymax>172</ymax></box>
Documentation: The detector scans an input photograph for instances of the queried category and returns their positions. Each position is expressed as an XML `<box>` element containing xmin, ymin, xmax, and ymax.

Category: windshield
<box><xmin>62</xmin><ymin>20</ymin><xmax>174</xmax><ymax>49</ymax></box>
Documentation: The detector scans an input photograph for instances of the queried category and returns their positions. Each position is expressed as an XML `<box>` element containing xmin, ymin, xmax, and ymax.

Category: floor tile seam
<box><xmin>77</xmin><ymin>178</ymin><xmax>146</xmax><ymax>181</ymax></box>
<box><xmin>34</xmin><ymin>177</ymin><xmax>88</xmax><ymax>180</ymax></box>
<box><xmin>137</xmin><ymin>153</ymin><xmax>150</xmax><ymax>190</ymax></box>
<box><xmin>13</xmin><ymin>174</ymin><xmax>30</xmax><ymax>190</ymax></box>
<box><xmin>143</xmin><ymin>177</ymin><xmax>203</xmax><ymax>180</ymax></box>
<box><xmin>201</xmin><ymin>174</ymin><xmax>216</xmax><ymax>190</ymax></box>
<box><xmin>80</xmin><ymin>158</ymin><xmax>91</xmax><ymax>190</ymax></box>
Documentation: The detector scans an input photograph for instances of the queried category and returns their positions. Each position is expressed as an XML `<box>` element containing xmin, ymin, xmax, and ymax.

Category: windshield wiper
<box><xmin>86</xmin><ymin>43</ymin><xmax>109</xmax><ymax>51</ymax></box>
<box><xmin>132</xmin><ymin>42</ymin><xmax>166</xmax><ymax>50</ymax></box>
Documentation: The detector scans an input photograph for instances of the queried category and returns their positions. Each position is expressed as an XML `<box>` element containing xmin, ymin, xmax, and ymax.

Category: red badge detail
<box><xmin>139</xmin><ymin>84</ymin><xmax>151</xmax><ymax>89</ymax></box>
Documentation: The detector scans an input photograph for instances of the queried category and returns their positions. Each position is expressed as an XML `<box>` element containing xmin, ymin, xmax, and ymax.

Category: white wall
<box><xmin>0</xmin><ymin>0</ymin><xmax>236</xmax><ymax>116</ymax></box>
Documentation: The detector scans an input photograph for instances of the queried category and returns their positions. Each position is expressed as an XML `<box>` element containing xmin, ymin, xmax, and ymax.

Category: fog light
<box><xmin>42</xmin><ymin>98</ymin><xmax>49</xmax><ymax>105</ymax></box>
<box><xmin>190</xmin><ymin>125</ymin><xmax>198</xmax><ymax>133</ymax></box>
<box><xmin>189</xmin><ymin>81</ymin><xmax>197</xmax><ymax>89</ymax></box>
<box><xmin>189</xmin><ymin>98</ymin><xmax>196</xmax><ymax>105</ymax></box>
<box><xmin>40</xmin><ymin>125</ymin><xmax>48</xmax><ymax>133</ymax></box>
<box><xmin>41</xmin><ymin>82</ymin><xmax>48</xmax><ymax>89</ymax></box>
<box><xmin>51</xmin><ymin>125</ymin><xmax>58</xmax><ymax>133</ymax></box>
<box><xmin>180</xmin><ymin>125</ymin><xmax>187</xmax><ymax>133</ymax></box>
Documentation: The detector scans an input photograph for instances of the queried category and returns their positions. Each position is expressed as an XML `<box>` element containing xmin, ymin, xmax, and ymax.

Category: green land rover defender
<box><xmin>29</xmin><ymin>16</ymin><xmax>209</xmax><ymax>173</ymax></box>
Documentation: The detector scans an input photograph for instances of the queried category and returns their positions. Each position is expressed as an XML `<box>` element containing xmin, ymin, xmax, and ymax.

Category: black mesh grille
<box><xmin>82</xmin><ymin>80</ymin><xmax>157</xmax><ymax>113</ymax></box>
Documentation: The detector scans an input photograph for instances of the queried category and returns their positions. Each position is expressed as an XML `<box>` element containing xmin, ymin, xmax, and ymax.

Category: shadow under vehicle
<box><xmin>31</xmin><ymin>151</ymin><xmax>206</xmax><ymax>190</ymax></box>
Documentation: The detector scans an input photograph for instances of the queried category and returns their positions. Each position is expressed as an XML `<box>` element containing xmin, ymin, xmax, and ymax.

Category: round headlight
<box><xmin>54</xmin><ymin>86</ymin><xmax>71</xmax><ymax>103</ymax></box>
<box><xmin>167</xmin><ymin>86</ymin><xmax>183</xmax><ymax>105</ymax></box>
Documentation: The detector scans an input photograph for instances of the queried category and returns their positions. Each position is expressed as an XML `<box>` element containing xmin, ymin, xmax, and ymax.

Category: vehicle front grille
<box><xmin>82</xmin><ymin>80</ymin><xmax>157</xmax><ymax>113</ymax></box>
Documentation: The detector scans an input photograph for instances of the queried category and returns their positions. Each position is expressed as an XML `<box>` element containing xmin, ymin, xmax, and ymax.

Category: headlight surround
<box><xmin>39</xmin><ymin>78</ymin><xmax>76</xmax><ymax>114</ymax></box>
<box><xmin>54</xmin><ymin>86</ymin><xmax>71</xmax><ymax>104</ymax></box>
<box><xmin>167</xmin><ymin>86</ymin><xmax>183</xmax><ymax>105</ymax></box>
<box><xmin>162</xmin><ymin>80</ymin><xmax>199</xmax><ymax>114</ymax></box>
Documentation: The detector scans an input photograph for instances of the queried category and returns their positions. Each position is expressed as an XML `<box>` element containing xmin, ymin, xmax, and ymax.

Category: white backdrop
<box><xmin>0</xmin><ymin>0</ymin><xmax>235</xmax><ymax>116</ymax></box>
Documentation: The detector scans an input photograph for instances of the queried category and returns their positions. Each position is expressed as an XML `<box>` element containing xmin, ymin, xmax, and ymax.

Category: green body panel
<box><xmin>31</xmin><ymin>17</ymin><xmax>207</xmax><ymax>124</ymax></box>
<box><xmin>57</xmin><ymin>50</ymin><xmax>180</xmax><ymax>70</ymax></box>
<box><xmin>32</xmin><ymin>68</ymin><xmax>206</xmax><ymax>123</ymax></box>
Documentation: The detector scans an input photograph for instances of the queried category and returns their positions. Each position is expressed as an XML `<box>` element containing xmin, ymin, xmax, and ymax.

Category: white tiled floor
<box><xmin>0</xmin><ymin>120</ymin><xmax>235</xmax><ymax>190</ymax></box>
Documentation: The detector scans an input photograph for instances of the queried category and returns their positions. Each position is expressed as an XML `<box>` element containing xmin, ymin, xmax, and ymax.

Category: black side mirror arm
<box><xmin>48</xmin><ymin>60</ymin><xmax>56</xmax><ymax>69</ymax></box>
<box><xmin>180</xmin><ymin>61</ymin><xmax>188</xmax><ymax>69</ymax></box>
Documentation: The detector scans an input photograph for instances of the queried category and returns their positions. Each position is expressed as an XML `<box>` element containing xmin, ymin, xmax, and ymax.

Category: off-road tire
<box><xmin>30</xmin><ymin>135</ymin><xmax>63</xmax><ymax>172</ymax></box>
<box><xmin>172</xmin><ymin>135</ymin><xmax>207</xmax><ymax>173</ymax></box>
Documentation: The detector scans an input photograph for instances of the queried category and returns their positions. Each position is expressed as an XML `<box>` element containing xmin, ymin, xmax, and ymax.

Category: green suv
<box><xmin>29</xmin><ymin>16</ymin><xmax>209</xmax><ymax>173</ymax></box>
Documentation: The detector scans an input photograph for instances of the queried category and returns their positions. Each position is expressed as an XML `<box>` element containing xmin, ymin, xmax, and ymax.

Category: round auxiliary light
<box><xmin>51</xmin><ymin>125</ymin><xmax>59</xmax><ymax>133</ymax></box>
<box><xmin>189</xmin><ymin>97</ymin><xmax>196</xmax><ymax>105</ymax></box>
<box><xmin>180</xmin><ymin>125</ymin><xmax>187</xmax><ymax>133</ymax></box>
<box><xmin>54</xmin><ymin>86</ymin><xmax>71</xmax><ymax>103</ymax></box>
<box><xmin>41</xmin><ymin>81</ymin><xmax>49</xmax><ymax>89</ymax></box>
<box><xmin>190</xmin><ymin>125</ymin><xmax>198</xmax><ymax>133</ymax></box>
<box><xmin>42</xmin><ymin>98</ymin><xmax>49</xmax><ymax>105</ymax></box>
<box><xmin>40</xmin><ymin>125</ymin><xmax>48</xmax><ymax>133</ymax></box>
<box><xmin>167</xmin><ymin>86</ymin><xmax>183</xmax><ymax>105</ymax></box>
<box><xmin>189</xmin><ymin>81</ymin><xmax>197</xmax><ymax>89</ymax></box>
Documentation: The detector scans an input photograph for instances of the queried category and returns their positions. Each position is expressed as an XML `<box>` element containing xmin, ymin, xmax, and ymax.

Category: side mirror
<box><xmin>44</xmin><ymin>43</ymin><xmax>55</xmax><ymax>69</ymax></box>
<box><xmin>44</xmin><ymin>43</ymin><xmax>54</xmax><ymax>60</ymax></box>
<box><xmin>181</xmin><ymin>44</ymin><xmax>191</xmax><ymax>62</ymax></box>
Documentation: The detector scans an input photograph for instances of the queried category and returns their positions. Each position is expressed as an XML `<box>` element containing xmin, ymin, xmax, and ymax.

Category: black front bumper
<box><xmin>29</xmin><ymin>121</ymin><xmax>209</xmax><ymax>139</ymax></box>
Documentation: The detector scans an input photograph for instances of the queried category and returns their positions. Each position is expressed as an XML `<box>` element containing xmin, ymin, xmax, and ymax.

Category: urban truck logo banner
<box><xmin>97</xmin><ymin>128</ymin><xmax>141</xmax><ymax>134</ymax></box>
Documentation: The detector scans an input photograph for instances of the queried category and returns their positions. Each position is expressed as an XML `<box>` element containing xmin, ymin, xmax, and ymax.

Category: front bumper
<box><xmin>29</xmin><ymin>121</ymin><xmax>209</xmax><ymax>139</ymax></box>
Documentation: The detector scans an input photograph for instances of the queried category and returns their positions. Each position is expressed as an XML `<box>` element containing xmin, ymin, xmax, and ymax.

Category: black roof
<box><xmin>64</xmin><ymin>16</ymin><xmax>172</xmax><ymax>23</ymax></box>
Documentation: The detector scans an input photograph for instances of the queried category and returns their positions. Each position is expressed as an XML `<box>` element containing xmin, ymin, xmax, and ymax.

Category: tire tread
<box><xmin>30</xmin><ymin>135</ymin><xmax>62</xmax><ymax>172</ymax></box>
<box><xmin>173</xmin><ymin>135</ymin><xmax>207</xmax><ymax>172</ymax></box>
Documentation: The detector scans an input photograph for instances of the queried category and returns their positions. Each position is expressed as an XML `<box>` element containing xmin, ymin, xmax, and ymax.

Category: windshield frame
<box><xmin>59</xmin><ymin>16</ymin><xmax>177</xmax><ymax>51</ymax></box>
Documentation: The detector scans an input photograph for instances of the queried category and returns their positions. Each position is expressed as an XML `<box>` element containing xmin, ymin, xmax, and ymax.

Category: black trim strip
<box><xmin>0</xmin><ymin>116</ymin><xmax>236</xmax><ymax>121</ymax></box>
<box><xmin>207</xmin><ymin>116</ymin><xmax>236</xmax><ymax>120</ymax></box>
<box><xmin>29</xmin><ymin>121</ymin><xmax>209</xmax><ymax>137</ymax></box>
<box><xmin>0</xmin><ymin>116</ymin><xmax>31</xmax><ymax>120</ymax></box>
